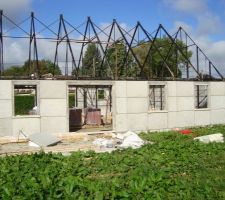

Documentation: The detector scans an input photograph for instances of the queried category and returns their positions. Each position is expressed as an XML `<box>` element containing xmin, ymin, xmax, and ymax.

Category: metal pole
<box><xmin>115</xmin><ymin>46</ymin><xmax>118</xmax><ymax>80</ymax></box>
<box><xmin>121</xmin><ymin>22</ymin><xmax>138</xmax><ymax>78</ymax></box>
<box><xmin>185</xmin><ymin>32</ymin><xmax>189</xmax><ymax>79</ymax></box>
<box><xmin>196</xmin><ymin>46</ymin><xmax>199</xmax><ymax>74</ymax></box>
<box><xmin>89</xmin><ymin>17</ymin><xmax>112</xmax><ymax>78</ymax></box>
<box><xmin>160</xmin><ymin>25</ymin><xmax>202</xmax><ymax>79</ymax></box>
<box><xmin>75</xmin><ymin>88</ymin><xmax>78</xmax><ymax>107</ymax></box>
<box><xmin>0</xmin><ymin>10</ymin><xmax>3</xmax><ymax>76</ymax></box>
<box><xmin>65</xmin><ymin>41</ymin><xmax>68</xmax><ymax>76</ymax></box>
<box><xmin>197</xmin><ymin>85</ymin><xmax>200</xmax><ymax>108</ymax></box>
<box><xmin>28</xmin><ymin>12</ymin><xmax>33</xmax><ymax>77</ymax></box>
<box><xmin>209</xmin><ymin>61</ymin><xmax>212</xmax><ymax>78</ymax></box>
<box><xmin>78</xmin><ymin>18</ymin><xmax>89</xmax><ymax>70</ymax></box>
<box><xmin>93</xmin><ymin>57</ymin><xmax>96</xmax><ymax>77</ymax></box>
<box><xmin>61</xmin><ymin>15</ymin><xmax>77</xmax><ymax>77</ymax></box>
<box><xmin>31</xmin><ymin>12</ymin><xmax>40</xmax><ymax>78</ymax></box>
<box><xmin>53</xmin><ymin>14</ymin><xmax>62</xmax><ymax>77</ymax></box>
<box><xmin>99</xmin><ymin>21</ymin><xmax>115</xmax><ymax>78</ymax></box>
<box><xmin>114</xmin><ymin>21</ymin><xmax>143</xmax><ymax>77</ymax></box>
<box><xmin>95</xmin><ymin>87</ymin><xmax>98</xmax><ymax>108</ymax></box>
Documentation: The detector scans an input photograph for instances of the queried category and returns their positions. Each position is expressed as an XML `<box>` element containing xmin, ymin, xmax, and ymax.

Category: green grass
<box><xmin>14</xmin><ymin>95</ymin><xmax>36</xmax><ymax>115</ymax></box>
<box><xmin>68</xmin><ymin>94</ymin><xmax>75</xmax><ymax>108</ymax></box>
<box><xmin>0</xmin><ymin>125</ymin><xmax>225</xmax><ymax>199</ymax></box>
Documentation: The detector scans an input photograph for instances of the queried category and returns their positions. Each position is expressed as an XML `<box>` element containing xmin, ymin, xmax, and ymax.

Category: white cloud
<box><xmin>0</xmin><ymin>0</ymin><xmax>32</xmax><ymax>18</ymax></box>
<box><xmin>204</xmin><ymin>41</ymin><xmax>225</xmax><ymax>70</ymax></box>
<box><xmin>163</xmin><ymin>0</ymin><xmax>224</xmax><ymax>36</ymax></box>
<box><xmin>170</xmin><ymin>20</ymin><xmax>225</xmax><ymax>76</ymax></box>
<box><xmin>196</xmin><ymin>12</ymin><xmax>222</xmax><ymax>36</ymax></box>
<box><xmin>3</xmin><ymin>20</ymin><xmax>133</xmax><ymax>75</ymax></box>
<box><xmin>171</xmin><ymin>21</ymin><xmax>193</xmax><ymax>34</ymax></box>
<box><xmin>163</xmin><ymin>0</ymin><xmax>225</xmax><ymax>76</ymax></box>
<box><xmin>163</xmin><ymin>0</ymin><xmax>207</xmax><ymax>14</ymax></box>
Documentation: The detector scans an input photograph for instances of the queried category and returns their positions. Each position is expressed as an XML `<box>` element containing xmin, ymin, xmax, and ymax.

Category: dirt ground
<box><xmin>0</xmin><ymin>131</ymin><xmax>118</xmax><ymax>157</ymax></box>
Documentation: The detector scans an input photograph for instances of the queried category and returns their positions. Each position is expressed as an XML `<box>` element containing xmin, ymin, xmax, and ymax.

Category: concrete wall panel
<box><xmin>114</xmin><ymin>81</ymin><xmax>127</xmax><ymax>98</ymax></box>
<box><xmin>127</xmin><ymin>98</ymin><xmax>148</xmax><ymax>113</ymax></box>
<box><xmin>41</xmin><ymin>117</ymin><xmax>68</xmax><ymax>133</ymax></box>
<box><xmin>0</xmin><ymin>100</ymin><xmax>12</xmax><ymax>118</ymax></box>
<box><xmin>114</xmin><ymin>114</ymin><xmax>127</xmax><ymax>132</ymax></box>
<box><xmin>148</xmin><ymin>112</ymin><xmax>168</xmax><ymax>130</ymax></box>
<box><xmin>176</xmin><ymin>111</ymin><xmax>195</xmax><ymax>127</ymax></box>
<box><xmin>13</xmin><ymin>117</ymin><xmax>40</xmax><ymax>136</ymax></box>
<box><xmin>211</xmin><ymin>109</ymin><xmax>225</xmax><ymax>124</ymax></box>
<box><xmin>194</xmin><ymin>110</ymin><xmax>210</xmax><ymax>126</ymax></box>
<box><xmin>210</xmin><ymin>82</ymin><xmax>225</xmax><ymax>96</ymax></box>
<box><xmin>0</xmin><ymin>80</ymin><xmax>12</xmax><ymax>99</ymax></box>
<box><xmin>167</xmin><ymin>81</ymin><xmax>177</xmax><ymax>97</ymax></box>
<box><xmin>40</xmin><ymin>81</ymin><xmax>66</xmax><ymax>99</ymax></box>
<box><xmin>40</xmin><ymin>99</ymin><xmax>67</xmax><ymax>117</ymax></box>
<box><xmin>116</xmin><ymin>98</ymin><xmax>127</xmax><ymax>114</ymax></box>
<box><xmin>167</xmin><ymin>97</ymin><xmax>177</xmax><ymax>111</ymax></box>
<box><xmin>176</xmin><ymin>82</ymin><xmax>194</xmax><ymax>97</ymax></box>
<box><xmin>168</xmin><ymin>112</ymin><xmax>177</xmax><ymax>129</ymax></box>
<box><xmin>1</xmin><ymin>80</ymin><xmax>225</xmax><ymax>135</ymax></box>
<box><xmin>0</xmin><ymin>118</ymin><xmax>12</xmax><ymax>136</ymax></box>
<box><xmin>210</xmin><ymin>96</ymin><xmax>225</xmax><ymax>109</ymax></box>
<box><xmin>127</xmin><ymin>113</ymin><xmax>148</xmax><ymax>131</ymax></box>
<box><xmin>177</xmin><ymin>97</ymin><xmax>194</xmax><ymax>111</ymax></box>
<box><xmin>126</xmin><ymin>81</ymin><xmax>148</xmax><ymax>97</ymax></box>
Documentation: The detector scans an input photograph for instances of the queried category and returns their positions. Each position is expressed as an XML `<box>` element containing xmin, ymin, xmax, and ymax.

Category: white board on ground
<box><xmin>29</xmin><ymin>133</ymin><xmax>61</xmax><ymax>147</ymax></box>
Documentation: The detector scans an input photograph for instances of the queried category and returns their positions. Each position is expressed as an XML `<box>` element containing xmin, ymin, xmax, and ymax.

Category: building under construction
<box><xmin>0</xmin><ymin>11</ymin><xmax>225</xmax><ymax>137</ymax></box>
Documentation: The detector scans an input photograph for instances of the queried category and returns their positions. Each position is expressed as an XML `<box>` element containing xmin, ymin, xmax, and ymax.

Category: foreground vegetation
<box><xmin>0</xmin><ymin>125</ymin><xmax>225</xmax><ymax>199</ymax></box>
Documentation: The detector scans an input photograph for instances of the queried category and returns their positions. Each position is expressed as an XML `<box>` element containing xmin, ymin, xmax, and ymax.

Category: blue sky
<box><xmin>29</xmin><ymin>0</ymin><xmax>225</xmax><ymax>40</ymax></box>
<box><xmin>1</xmin><ymin>0</ymin><xmax>225</xmax><ymax>72</ymax></box>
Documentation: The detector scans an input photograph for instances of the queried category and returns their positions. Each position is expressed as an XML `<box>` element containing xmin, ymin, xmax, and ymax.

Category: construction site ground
<box><xmin>0</xmin><ymin>131</ymin><xmax>117</xmax><ymax>157</ymax></box>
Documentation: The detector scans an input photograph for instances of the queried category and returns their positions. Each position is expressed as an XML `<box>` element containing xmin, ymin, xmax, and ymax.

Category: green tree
<box><xmin>80</xmin><ymin>43</ymin><xmax>102</xmax><ymax>77</ymax></box>
<box><xmin>3</xmin><ymin>65</ymin><xmax>25</xmax><ymax>76</ymax></box>
<box><xmin>133</xmin><ymin>37</ymin><xmax>192</xmax><ymax>79</ymax></box>
<box><xmin>3</xmin><ymin>59</ymin><xmax>61</xmax><ymax>77</ymax></box>
<box><xmin>106</xmin><ymin>42</ymin><xmax>137</xmax><ymax>79</ymax></box>
<box><xmin>23</xmin><ymin>59</ymin><xmax>61</xmax><ymax>76</ymax></box>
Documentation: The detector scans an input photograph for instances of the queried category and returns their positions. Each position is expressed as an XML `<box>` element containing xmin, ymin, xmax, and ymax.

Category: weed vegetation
<box><xmin>0</xmin><ymin>125</ymin><xmax>225</xmax><ymax>199</ymax></box>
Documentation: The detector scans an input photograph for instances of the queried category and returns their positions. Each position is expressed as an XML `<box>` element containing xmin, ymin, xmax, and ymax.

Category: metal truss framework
<box><xmin>0</xmin><ymin>11</ymin><xmax>223</xmax><ymax>80</ymax></box>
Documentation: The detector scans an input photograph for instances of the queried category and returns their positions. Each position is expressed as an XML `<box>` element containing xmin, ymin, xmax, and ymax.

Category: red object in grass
<box><xmin>179</xmin><ymin>129</ymin><xmax>192</xmax><ymax>135</ymax></box>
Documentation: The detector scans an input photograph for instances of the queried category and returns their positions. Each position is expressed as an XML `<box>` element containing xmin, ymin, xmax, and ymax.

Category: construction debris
<box><xmin>92</xmin><ymin>138</ymin><xmax>114</xmax><ymax>148</ymax></box>
<box><xmin>118</xmin><ymin>131</ymin><xmax>145</xmax><ymax>149</ymax></box>
<box><xmin>194</xmin><ymin>133</ymin><xmax>224</xmax><ymax>144</ymax></box>
<box><xmin>28</xmin><ymin>141</ymin><xmax>40</xmax><ymax>148</ymax></box>
<box><xmin>0</xmin><ymin>130</ymin><xmax>149</xmax><ymax>156</ymax></box>
<box><xmin>29</xmin><ymin>133</ymin><xmax>61</xmax><ymax>147</ymax></box>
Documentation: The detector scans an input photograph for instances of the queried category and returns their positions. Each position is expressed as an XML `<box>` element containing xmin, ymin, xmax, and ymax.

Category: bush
<box><xmin>15</xmin><ymin>95</ymin><xmax>35</xmax><ymax>115</ymax></box>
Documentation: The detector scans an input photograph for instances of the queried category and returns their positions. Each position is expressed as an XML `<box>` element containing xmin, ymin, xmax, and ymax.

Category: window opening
<box><xmin>149</xmin><ymin>85</ymin><xmax>165</xmax><ymax>111</ymax></box>
<box><xmin>14</xmin><ymin>85</ymin><xmax>38</xmax><ymax>115</ymax></box>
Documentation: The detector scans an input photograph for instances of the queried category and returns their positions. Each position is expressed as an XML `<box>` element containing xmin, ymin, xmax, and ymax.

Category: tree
<box><xmin>106</xmin><ymin>42</ymin><xmax>137</xmax><ymax>79</ymax></box>
<box><xmin>3</xmin><ymin>65</ymin><xmax>25</xmax><ymax>76</ymax></box>
<box><xmin>23</xmin><ymin>59</ymin><xmax>61</xmax><ymax>76</ymax></box>
<box><xmin>80</xmin><ymin>44</ymin><xmax>102</xmax><ymax>77</ymax></box>
<box><xmin>3</xmin><ymin>59</ymin><xmax>61</xmax><ymax>77</ymax></box>
<box><xmin>133</xmin><ymin>37</ymin><xmax>192</xmax><ymax>79</ymax></box>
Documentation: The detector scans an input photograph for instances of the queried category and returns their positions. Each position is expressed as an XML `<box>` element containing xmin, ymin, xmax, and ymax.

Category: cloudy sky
<box><xmin>1</xmin><ymin>0</ymin><xmax>225</xmax><ymax>74</ymax></box>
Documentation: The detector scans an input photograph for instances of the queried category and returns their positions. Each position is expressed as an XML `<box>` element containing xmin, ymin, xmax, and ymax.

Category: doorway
<box><xmin>68</xmin><ymin>85</ymin><xmax>112</xmax><ymax>132</ymax></box>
